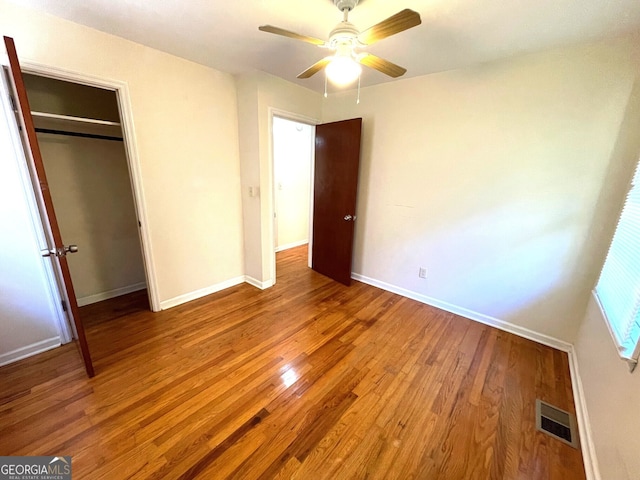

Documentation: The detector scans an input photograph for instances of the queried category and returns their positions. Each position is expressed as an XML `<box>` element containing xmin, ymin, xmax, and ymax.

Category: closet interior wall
<box><xmin>24</xmin><ymin>74</ymin><xmax>147</xmax><ymax>307</ymax></box>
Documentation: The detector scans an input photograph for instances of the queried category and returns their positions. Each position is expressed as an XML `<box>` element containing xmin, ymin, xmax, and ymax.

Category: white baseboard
<box><xmin>351</xmin><ymin>273</ymin><xmax>572</xmax><ymax>352</ymax></box>
<box><xmin>159</xmin><ymin>276</ymin><xmax>245</xmax><ymax>310</ymax></box>
<box><xmin>245</xmin><ymin>276</ymin><xmax>275</xmax><ymax>290</ymax></box>
<box><xmin>77</xmin><ymin>282</ymin><xmax>147</xmax><ymax>307</ymax></box>
<box><xmin>0</xmin><ymin>337</ymin><xmax>61</xmax><ymax>367</ymax></box>
<box><xmin>275</xmin><ymin>240</ymin><xmax>308</xmax><ymax>253</ymax></box>
<box><xmin>568</xmin><ymin>347</ymin><xmax>601</xmax><ymax>480</ymax></box>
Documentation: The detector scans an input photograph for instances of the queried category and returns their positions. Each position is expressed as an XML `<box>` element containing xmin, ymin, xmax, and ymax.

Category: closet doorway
<box><xmin>23</xmin><ymin>73</ymin><xmax>152</xmax><ymax>322</ymax></box>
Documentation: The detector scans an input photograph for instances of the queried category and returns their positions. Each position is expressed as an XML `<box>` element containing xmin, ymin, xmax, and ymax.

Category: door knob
<box><xmin>344</xmin><ymin>215</ymin><xmax>352</xmax><ymax>221</ymax></box>
<box><xmin>41</xmin><ymin>245</ymin><xmax>79</xmax><ymax>257</ymax></box>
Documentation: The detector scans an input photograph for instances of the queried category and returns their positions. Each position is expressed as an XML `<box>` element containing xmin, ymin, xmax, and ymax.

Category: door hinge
<box><xmin>9</xmin><ymin>94</ymin><xmax>21</xmax><ymax>128</ymax></box>
<box><xmin>61</xmin><ymin>300</ymin><xmax>68</xmax><ymax>312</ymax></box>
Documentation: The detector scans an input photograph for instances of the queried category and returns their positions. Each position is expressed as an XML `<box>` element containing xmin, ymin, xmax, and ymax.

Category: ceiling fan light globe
<box><xmin>326</xmin><ymin>56</ymin><xmax>361</xmax><ymax>86</ymax></box>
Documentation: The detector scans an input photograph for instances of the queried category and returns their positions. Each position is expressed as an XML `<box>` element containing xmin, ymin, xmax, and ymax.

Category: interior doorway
<box><xmin>23</xmin><ymin>73</ymin><xmax>150</xmax><ymax>315</ymax></box>
<box><xmin>273</xmin><ymin>116</ymin><xmax>314</xmax><ymax>253</ymax></box>
<box><xmin>269</xmin><ymin>112</ymin><xmax>362</xmax><ymax>287</ymax></box>
<box><xmin>270</xmin><ymin>113</ymin><xmax>316</xmax><ymax>284</ymax></box>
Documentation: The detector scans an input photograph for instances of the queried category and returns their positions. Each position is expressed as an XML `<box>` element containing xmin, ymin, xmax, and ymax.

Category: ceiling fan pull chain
<box><xmin>356</xmin><ymin>75</ymin><xmax>361</xmax><ymax>104</ymax></box>
<box><xmin>324</xmin><ymin>71</ymin><xmax>328</xmax><ymax>98</ymax></box>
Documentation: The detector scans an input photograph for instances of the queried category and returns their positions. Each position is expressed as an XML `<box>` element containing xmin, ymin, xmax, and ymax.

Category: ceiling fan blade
<box><xmin>297</xmin><ymin>57</ymin><xmax>333</xmax><ymax>79</ymax></box>
<box><xmin>357</xmin><ymin>9</ymin><xmax>421</xmax><ymax>45</ymax></box>
<box><xmin>358</xmin><ymin>53</ymin><xmax>407</xmax><ymax>78</ymax></box>
<box><xmin>259</xmin><ymin>25</ymin><xmax>326</xmax><ymax>46</ymax></box>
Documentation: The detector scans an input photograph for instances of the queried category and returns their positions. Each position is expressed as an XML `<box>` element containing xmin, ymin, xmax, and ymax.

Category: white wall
<box><xmin>322</xmin><ymin>35</ymin><xmax>640</xmax><ymax>343</ymax></box>
<box><xmin>0</xmin><ymin>0</ymin><xmax>244</xmax><ymax>308</ymax></box>
<box><xmin>573</xmin><ymin>71</ymin><xmax>640</xmax><ymax>480</ymax></box>
<box><xmin>575</xmin><ymin>296</ymin><xmax>640</xmax><ymax>480</ymax></box>
<box><xmin>236</xmin><ymin>74</ymin><xmax>262</xmax><ymax>282</ymax></box>
<box><xmin>236</xmin><ymin>71</ymin><xmax>322</xmax><ymax>285</ymax></box>
<box><xmin>38</xmin><ymin>134</ymin><xmax>146</xmax><ymax>303</ymax></box>
<box><xmin>273</xmin><ymin>117</ymin><xmax>312</xmax><ymax>250</ymax></box>
<box><xmin>0</xmin><ymin>74</ymin><xmax>62</xmax><ymax>364</ymax></box>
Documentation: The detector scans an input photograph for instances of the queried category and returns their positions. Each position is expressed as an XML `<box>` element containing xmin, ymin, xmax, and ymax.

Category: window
<box><xmin>595</xmin><ymin>159</ymin><xmax>640</xmax><ymax>371</ymax></box>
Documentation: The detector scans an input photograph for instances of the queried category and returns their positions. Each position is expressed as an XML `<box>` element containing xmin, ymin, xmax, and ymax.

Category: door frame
<box><xmin>10</xmin><ymin>59</ymin><xmax>161</xmax><ymax>312</ymax></box>
<box><xmin>268</xmin><ymin>108</ymin><xmax>319</xmax><ymax>284</ymax></box>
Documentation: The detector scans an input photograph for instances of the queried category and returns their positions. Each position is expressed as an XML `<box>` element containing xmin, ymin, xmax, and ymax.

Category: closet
<box><xmin>23</xmin><ymin>74</ymin><xmax>148</xmax><ymax>309</ymax></box>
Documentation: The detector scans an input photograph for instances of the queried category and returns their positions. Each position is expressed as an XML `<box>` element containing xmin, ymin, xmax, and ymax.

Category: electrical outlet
<box><xmin>419</xmin><ymin>267</ymin><xmax>427</xmax><ymax>279</ymax></box>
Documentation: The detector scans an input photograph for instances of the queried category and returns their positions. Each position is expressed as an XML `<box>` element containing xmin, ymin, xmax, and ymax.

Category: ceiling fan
<box><xmin>259</xmin><ymin>0</ymin><xmax>421</xmax><ymax>86</ymax></box>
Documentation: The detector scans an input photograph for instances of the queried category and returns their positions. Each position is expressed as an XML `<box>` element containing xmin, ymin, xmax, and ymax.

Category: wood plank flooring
<box><xmin>0</xmin><ymin>246</ymin><xmax>586</xmax><ymax>479</ymax></box>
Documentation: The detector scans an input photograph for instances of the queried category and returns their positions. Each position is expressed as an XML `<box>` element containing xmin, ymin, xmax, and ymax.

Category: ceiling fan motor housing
<box><xmin>329</xmin><ymin>21</ymin><xmax>360</xmax><ymax>48</ymax></box>
<box><xmin>334</xmin><ymin>0</ymin><xmax>358</xmax><ymax>12</ymax></box>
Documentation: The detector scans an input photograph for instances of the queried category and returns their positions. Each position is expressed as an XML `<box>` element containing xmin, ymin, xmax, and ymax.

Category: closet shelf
<box><xmin>31</xmin><ymin>111</ymin><xmax>121</xmax><ymax>127</ymax></box>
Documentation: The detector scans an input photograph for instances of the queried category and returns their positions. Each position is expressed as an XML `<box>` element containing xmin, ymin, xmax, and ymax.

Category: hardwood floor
<box><xmin>0</xmin><ymin>246</ymin><xmax>586</xmax><ymax>479</ymax></box>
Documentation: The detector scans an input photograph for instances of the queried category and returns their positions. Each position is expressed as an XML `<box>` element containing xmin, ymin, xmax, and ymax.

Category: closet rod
<box><xmin>31</xmin><ymin>111</ymin><xmax>121</xmax><ymax>126</ymax></box>
<box><xmin>35</xmin><ymin>127</ymin><xmax>123</xmax><ymax>142</ymax></box>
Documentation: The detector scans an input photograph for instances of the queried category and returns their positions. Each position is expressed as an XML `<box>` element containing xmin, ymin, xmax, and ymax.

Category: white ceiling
<box><xmin>10</xmin><ymin>0</ymin><xmax>640</xmax><ymax>92</ymax></box>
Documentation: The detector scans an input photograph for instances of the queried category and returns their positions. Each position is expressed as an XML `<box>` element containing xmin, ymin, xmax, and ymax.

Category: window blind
<box><xmin>595</xmin><ymin>159</ymin><xmax>640</xmax><ymax>371</ymax></box>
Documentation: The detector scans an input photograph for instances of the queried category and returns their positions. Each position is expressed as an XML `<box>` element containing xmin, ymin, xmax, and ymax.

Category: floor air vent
<box><xmin>535</xmin><ymin>399</ymin><xmax>579</xmax><ymax>449</ymax></box>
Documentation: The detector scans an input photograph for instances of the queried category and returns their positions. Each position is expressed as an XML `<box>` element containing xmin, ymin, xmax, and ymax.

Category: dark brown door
<box><xmin>4</xmin><ymin>36</ymin><xmax>95</xmax><ymax>377</ymax></box>
<box><xmin>312</xmin><ymin>118</ymin><xmax>362</xmax><ymax>286</ymax></box>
